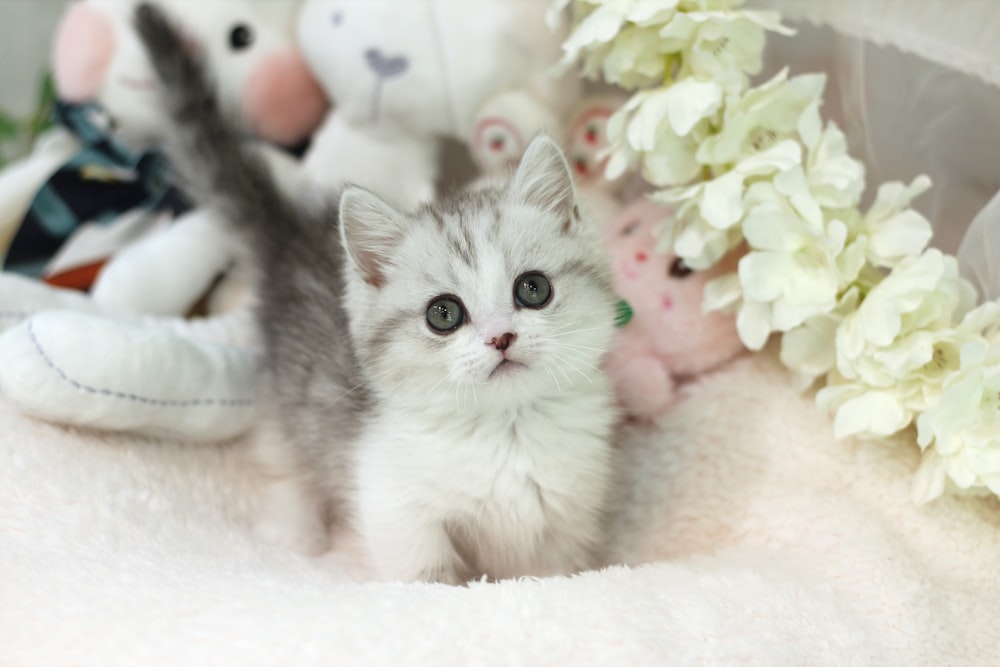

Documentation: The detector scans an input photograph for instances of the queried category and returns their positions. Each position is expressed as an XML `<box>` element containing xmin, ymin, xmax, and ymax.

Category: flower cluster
<box><xmin>556</xmin><ymin>0</ymin><xmax>1000</xmax><ymax>503</ymax></box>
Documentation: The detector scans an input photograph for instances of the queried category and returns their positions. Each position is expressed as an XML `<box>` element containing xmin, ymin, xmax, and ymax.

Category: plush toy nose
<box><xmin>242</xmin><ymin>50</ymin><xmax>329</xmax><ymax>147</ymax></box>
<box><xmin>488</xmin><ymin>333</ymin><xmax>517</xmax><ymax>351</ymax></box>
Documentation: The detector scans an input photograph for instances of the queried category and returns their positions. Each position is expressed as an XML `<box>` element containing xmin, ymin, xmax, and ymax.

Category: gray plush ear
<box><xmin>339</xmin><ymin>187</ymin><xmax>407</xmax><ymax>288</ymax></box>
<box><xmin>508</xmin><ymin>133</ymin><xmax>578</xmax><ymax>232</ymax></box>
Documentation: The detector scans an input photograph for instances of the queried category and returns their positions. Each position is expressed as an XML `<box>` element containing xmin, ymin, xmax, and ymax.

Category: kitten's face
<box><xmin>340</xmin><ymin>135</ymin><xmax>617</xmax><ymax>405</ymax></box>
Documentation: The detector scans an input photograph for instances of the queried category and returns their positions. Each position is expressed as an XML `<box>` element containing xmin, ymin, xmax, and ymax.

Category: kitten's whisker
<box><xmin>556</xmin><ymin>349</ymin><xmax>603</xmax><ymax>375</ymax></box>
<box><xmin>549</xmin><ymin>326</ymin><xmax>603</xmax><ymax>338</ymax></box>
<box><xmin>557</xmin><ymin>343</ymin><xmax>607</xmax><ymax>353</ymax></box>
<box><xmin>543</xmin><ymin>363</ymin><xmax>563</xmax><ymax>392</ymax></box>
<box><xmin>551</xmin><ymin>350</ymin><xmax>594</xmax><ymax>384</ymax></box>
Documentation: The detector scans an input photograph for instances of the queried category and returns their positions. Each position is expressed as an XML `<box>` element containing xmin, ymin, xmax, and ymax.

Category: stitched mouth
<box><xmin>119</xmin><ymin>75</ymin><xmax>156</xmax><ymax>91</ymax></box>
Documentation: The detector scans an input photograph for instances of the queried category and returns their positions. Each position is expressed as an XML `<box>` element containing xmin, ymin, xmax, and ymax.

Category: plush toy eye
<box><xmin>669</xmin><ymin>257</ymin><xmax>694</xmax><ymax>279</ymax></box>
<box><xmin>621</xmin><ymin>218</ymin><xmax>641</xmax><ymax>236</ymax></box>
<box><xmin>332</xmin><ymin>11</ymin><xmax>344</xmax><ymax>26</ymax></box>
<box><xmin>514</xmin><ymin>273</ymin><xmax>552</xmax><ymax>309</ymax></box>
<box><xmin>426</xmin><ymin>296</ymin><xmax>466</xmax><ymax>334</ymax></box>
<box><xmin>228</xmin><ymin>24</ymin><xmax>254</xmax><ymax>51</ymax></box>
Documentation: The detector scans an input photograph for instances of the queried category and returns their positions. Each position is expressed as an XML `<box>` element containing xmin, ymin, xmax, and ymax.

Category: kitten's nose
<box><xmin>488</xmin><ymin>332</ymin><xmax>517</xmax><ymax>351</ymax></box>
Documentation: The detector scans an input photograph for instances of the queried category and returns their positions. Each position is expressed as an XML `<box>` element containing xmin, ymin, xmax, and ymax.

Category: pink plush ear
<box><xmin>52</xmin><ymin>3</ymin><xmax>116</xmax><ymax>103</ymax></box>
<box><xmin>242</xmin><ymin>50</ymin><xmax>328</xmax><ymax>146</ymax></box>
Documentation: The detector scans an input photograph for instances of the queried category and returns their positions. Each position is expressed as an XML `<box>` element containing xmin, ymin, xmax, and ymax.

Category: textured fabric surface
<box><xmin>3</xmin><ymin>347</ymin><xmax>999</xmax><ymax>666</ymax></box>
<box><xmin>757</xmin><ymin>0</ymin><xmax>1000</xmax><ymax>88</ymax></box>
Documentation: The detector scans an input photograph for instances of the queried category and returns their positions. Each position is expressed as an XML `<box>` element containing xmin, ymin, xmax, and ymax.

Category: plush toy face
<box><xmin>53</xmin><ymin>0</ymin><xmax>326</xmax><ymax>149</ymax></box>
<box><xmin>298</xmin><ymin>0</ymin><xmax>570</xmax><ymax>138</ymax></box>
<box><xmin>604</xmin><ymin>199</ymin><xmax>745</xmax><ymax>377</ymax></box>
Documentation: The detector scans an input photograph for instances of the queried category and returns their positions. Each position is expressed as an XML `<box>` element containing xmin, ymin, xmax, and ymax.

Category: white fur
<box><xmin>274</xmin><ymin>136</ymin><xmax>621</xmax><ymax>582</ymax></box>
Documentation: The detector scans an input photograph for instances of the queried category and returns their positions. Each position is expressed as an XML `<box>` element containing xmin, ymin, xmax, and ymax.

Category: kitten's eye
<box><xmin>670</xmin><ymin>257</ymin><xmax>693</xmax><ymax>279</ymax></box>
<box><xmin>426</xmin><ymin>296</ymin><xmax>465</xmax><ymax>334</ymax></box>
<box><xmin>514</xmin><ymin>273</ymin><xmax>552</xmax><ymax>309</ymax></box>
<box><xmin>228</xmin><ymin>24</ymin><xmax>254</xmax><ymax>51</ymax></box>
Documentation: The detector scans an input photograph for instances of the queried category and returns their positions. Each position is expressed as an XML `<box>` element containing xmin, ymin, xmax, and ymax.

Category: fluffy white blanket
<box><xmin>2</xmin><ymin>348</ymin><xmax>999</xmax><ymax>666</ymax></box>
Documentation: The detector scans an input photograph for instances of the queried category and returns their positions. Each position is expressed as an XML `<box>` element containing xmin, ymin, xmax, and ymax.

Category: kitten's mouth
<box><xmin>488</xmin><ymin>359</ymin><xmax>526</xmax><ymax>379</ymax></box>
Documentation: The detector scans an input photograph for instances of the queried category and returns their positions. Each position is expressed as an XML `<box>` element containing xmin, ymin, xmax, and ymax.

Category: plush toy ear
<box><xmin>507</xmin><ymin>134</ymin><xmax>577</xmax><ymax>232</ymax></box>
<box><xmin>339</xmin><ymin>187</ymin><xmax>407</xmax><ymax>288</ymax></box>
<box><xmin>52</xmin><ymin>2</ymin><xmax>116</xmax><ymax>102</ymax></box>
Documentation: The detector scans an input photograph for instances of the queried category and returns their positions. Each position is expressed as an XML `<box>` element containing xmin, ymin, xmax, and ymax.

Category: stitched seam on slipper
<box><xmin>27</xmin><ymin>319</ymin><xmax>255</xmax><ymax>408</ymax></box>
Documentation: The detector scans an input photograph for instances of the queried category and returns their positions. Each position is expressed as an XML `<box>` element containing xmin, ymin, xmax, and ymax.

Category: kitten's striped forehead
<box><xmin>403</xmin><ymin>184</ymin><xmax>600</xmax><ymax>286</ymax></box>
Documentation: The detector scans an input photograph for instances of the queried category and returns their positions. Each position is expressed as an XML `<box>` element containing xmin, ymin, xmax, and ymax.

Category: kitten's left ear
<box><xmin>339</xmin><ymin>187</ymin><xmax>407</xmax><ymax>288</ymax></box>
<box><xmin>508</xmin><ymin>133</ymin><xmax>579</xmax><ymax>233</ymax></box>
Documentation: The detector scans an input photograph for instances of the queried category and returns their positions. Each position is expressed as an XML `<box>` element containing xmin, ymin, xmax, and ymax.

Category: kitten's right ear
<box><xmin>339</xmin><ymin>187</ymin><xmax>407</xmax><ymax>288</ymax></box>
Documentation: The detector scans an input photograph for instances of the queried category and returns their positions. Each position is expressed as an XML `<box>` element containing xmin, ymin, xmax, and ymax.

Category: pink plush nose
<box><xmin>242</xmin><ymin>50</ymin><xmax>328</xmax><ymax>147</ymax></box>
<box><xmin>52</xmin><ymin>3</ymin><xmax>115</xmax><ymax>102</ymax></box>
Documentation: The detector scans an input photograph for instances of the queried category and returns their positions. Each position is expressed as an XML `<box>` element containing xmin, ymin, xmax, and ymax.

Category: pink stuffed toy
<box><xmin>603</xmin><ymin>199</ymin><xmax>746</xmax><ymax>420</ymax></box>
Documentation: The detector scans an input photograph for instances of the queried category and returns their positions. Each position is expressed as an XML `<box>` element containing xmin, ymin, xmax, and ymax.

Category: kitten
<box><xmin>135</xmin><ymin>4</ymin><xmax>621</xmax><ymax>584</ymax></box>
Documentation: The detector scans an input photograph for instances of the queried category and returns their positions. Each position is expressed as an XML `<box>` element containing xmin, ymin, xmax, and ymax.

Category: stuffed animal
<box><xmin>603</xmin><ymin>200</ymin><xmax>746</xmax><ymax>419</ymax></box>
<box><xmin>0</xmin><ymin>273</ymin><xmax>258</xmax><ymax>442</ymax></box>
<box><xmin>470</xmin><ymin>91</ymin><xmax>634</xmax><ymax>227</ymax></box>
<box><xmin>0</xmin><ymin>0</ymin><xmax>328</xmax><ymax>441</ymax></box>
<box><xmin>296</xmin><ymin>0</ymin><xmax>579</xmax><ymax>210</ymax></box>
<box><xmin>0</xmin><ymin>0</ymin><xmax>326</xmax><ymax>314</ymax></box>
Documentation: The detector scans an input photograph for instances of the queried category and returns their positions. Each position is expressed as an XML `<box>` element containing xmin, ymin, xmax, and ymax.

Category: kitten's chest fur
<box><xmin>359</xmin><ymin>383</ymin><xmax>617</xmax><ymax>578</ymax></box>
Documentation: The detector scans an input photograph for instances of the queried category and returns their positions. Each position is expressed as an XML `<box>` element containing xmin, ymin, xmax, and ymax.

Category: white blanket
<box><xmin>3</xmin><ymin>348</ymin><xmax>999</xmax><ymax>666</ymax></box>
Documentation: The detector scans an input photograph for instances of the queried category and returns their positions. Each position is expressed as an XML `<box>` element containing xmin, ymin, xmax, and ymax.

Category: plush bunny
<box><xmin>603</xmin><ymin>200</ymin><xmax>747</xmax><ymax>419</ymax></box>
<box><xmin>0</xmin><ymin>0</ymin><xmax>326</xmax><ymax>314</ymax></box>
<box><xmin>296</xmin><ymin>0</ymin><xmax>579</xmax><ymax>210</ymax></box>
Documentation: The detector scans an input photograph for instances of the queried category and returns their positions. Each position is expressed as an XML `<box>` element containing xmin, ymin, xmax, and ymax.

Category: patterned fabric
<box><xmin>3</xmin><ymin>102</ymin><xmax>190</xmax><ymax>276</ymax></box>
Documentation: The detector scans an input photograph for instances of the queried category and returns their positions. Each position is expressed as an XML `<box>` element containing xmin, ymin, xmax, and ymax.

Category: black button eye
<box><xmin>229</xmin><ymin>24</ymin><xmax>254</xmax><ymax>51</ymax></box>
<box><xmin>426</xmin><ymin>296</ymin><xmax>465</xmax><ymax>334</ymax></box>
<box><xmin>514</xmin><ymin>272</ymin><xmax>552</xmax><ymax>309</ymax></box>
<box><xmin>669</xmin><ymin>257</ymin><xmax>693</xmax><ymax>279</ymax></box>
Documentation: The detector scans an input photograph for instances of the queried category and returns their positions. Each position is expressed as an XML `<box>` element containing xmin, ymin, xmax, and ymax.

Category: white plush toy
<box><xmin>0</xmin><ymin>0</ymin><xmax>326</xmax><ymax>313</ymax></box>
<box><xmin>0</xmin><ymin>273</ymin><xmax>259</xmax><ymax>442</ymax></box>
<box><xmin>0</xmin><ymin>0</ymin><xmax>327</xmax><ymax>441</ymax></box>
<box><xmin>297</xmin><ymin>0</ymin><xmax>580</xmax><ymax>210</ymax></box>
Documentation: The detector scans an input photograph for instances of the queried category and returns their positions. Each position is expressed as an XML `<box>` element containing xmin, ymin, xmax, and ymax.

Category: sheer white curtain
<box><xmin>755</xmin><ymin>0</ymin><xmax>1000</xmax><ymax>300</ymax></box>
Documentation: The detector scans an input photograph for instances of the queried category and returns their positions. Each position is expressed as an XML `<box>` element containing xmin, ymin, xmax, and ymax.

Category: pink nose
<box><xmin>488</xmin><ymin>333</ymin><xmax>517</xmax><ymax>351</ymax></box>
<box><xmin>242</xmin><ymin>50</ymin><xmax>328</xmax><ymax>146</ymax></box>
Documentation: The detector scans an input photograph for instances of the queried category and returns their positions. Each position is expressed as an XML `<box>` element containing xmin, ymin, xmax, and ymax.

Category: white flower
<box><xmin>779</xmin><ymin>288</ymin><xmax>860</xmax><ymax>382</ymax></box>
<box><xmin>651</xmin><ymin>96</ymin><xmax>864</xmax><ymax>272</ymax></box>
<box><xmin>733</xmin><ymin>178</ymin><xmax>860</xmax><ymax>349</ymax></box>
<box><xmin>555</xmin><ymin>0</ymin><xmax>791</xmax><ymax>91</ymax></box>
<box><xmin>557</xmin><ymin>0</ymin><xmax>681</xmax><ymax>84</ymax></box>
<box><xmin>604</xmin><ymin>79</ymin><xmax>723</xmax><ymax>185</ymax></box>
<box><xmin>816</xmin><ymin>250</ymin><xmax>978</xmax><ymax>438</ymax></box>
<box><xmin>660</xmin><ymin>10</ymin><xmax>792</xmax><ymax>93</ymax></box>
<box><xmin>696</xmin><ymin>69</ymin><xmax>826</xmax><ymax>169</ymax></box>
<box><xmin>797</xmin><ymin>101</ymin><xmax>865</xmax><ymax>210</ymax></box>
<box><xmin>913</xmin><ymin>322</ymin><xmax>1000</xmax><ymax>503</ymax></box>
<box><xmin>860</xmin><ymin>176</ymin><xmax>934</xmax><ymax>270</ymax></box>
<box><xmin>652</xmin><ymin>140</ymin><xmax>800</xmax><ymax>267</ymax></box>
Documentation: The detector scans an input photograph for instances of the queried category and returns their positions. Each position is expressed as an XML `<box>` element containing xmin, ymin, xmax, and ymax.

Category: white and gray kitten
<box><xmin>136</xmin><ymin>4</ymin><xmax>621</xmax><ymax>584</ymax></box>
